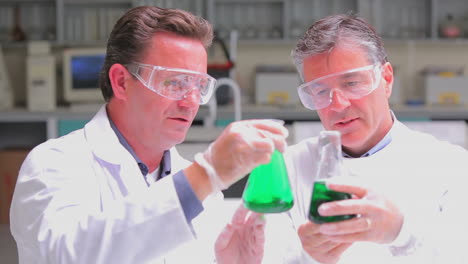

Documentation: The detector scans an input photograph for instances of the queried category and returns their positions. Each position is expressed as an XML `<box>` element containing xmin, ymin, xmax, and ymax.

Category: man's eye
<box><xmin>344</xmin><ymin>81</ymin><xmax>359</xmax><ymax>88</ymax></box>
<box><xmin>163</xmin><ymin>79</ymin><xmax>175</xmax><ymax>87</ymax></box>
<box><xmin>314</xmin><ymin>88</ymin><xmax>328</xmax><ymax>96</ymax></box>
<box><xmin>198</xmin><ymin>78</ymin><xmax>208</xmax><ymax>87</ymax></box>
<box><xmin>163</xmin><ymin>79</ymin><xmax>185</xmax><ymax>91</ymax></box>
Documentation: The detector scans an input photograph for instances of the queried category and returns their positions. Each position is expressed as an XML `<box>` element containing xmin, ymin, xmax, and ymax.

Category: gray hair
<box><xmin>291</xmin><ymin>14</ymin><xmax>388</xmax><ymax>82</ymax></box>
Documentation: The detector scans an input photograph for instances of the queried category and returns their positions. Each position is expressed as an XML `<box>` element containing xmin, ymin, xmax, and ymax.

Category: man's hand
<box><xmin>298</xmin><ymin>183</ymin><xmax>404</xmax><ymax>263</ymax></box>
<box><xmin>316</xmin><ymin>183</ymin><xmax>404</xmax><ymax>244</ymax></box>
<box><xmin>215</xmin><ymin>204</ymin><xmax>266</xmax><ymax>264</ymax></box>
<box><xmin>196</xmin><ymin>119</ymin><xmax>288</xmax><ymax>192</ymax></box>
<box><xmin>298</xmin><ymin>221</ymin><xmax>352</xmax><ymax>264</ymax></box>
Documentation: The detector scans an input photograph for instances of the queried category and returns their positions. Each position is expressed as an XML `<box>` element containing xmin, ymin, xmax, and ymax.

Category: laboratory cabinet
<box><xmin>1</xmin><ymin>0</ymin><xmax>468</xmax><ymax>45</ymax></box>
<box><xmin>285</xmin><ymin>0</ymin><xmax>468</xmax><ymax>41</ymax></box>
<box><xmin>0</xmin><ymin>0</ymin><xmax>204</xmax><ymax>45</ymax></box>
<box><xmin>55</xmin><ymin>0</ymin><xmax>205</xmax><ymax>44</ymax></box>
<box><xmin>0</xmin><ymin>109</ymin><xmax>93</xmax><ymax>149</ymax></box>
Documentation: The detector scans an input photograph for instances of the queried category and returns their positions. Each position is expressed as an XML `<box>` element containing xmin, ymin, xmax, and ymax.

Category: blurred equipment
<box><xmin>255</xmin><ymin>65</ymin><xmax>300</xmax><ymax>106</ymax></box>
<box><xmin>0</xmin><ymin>149</ymin><xmax>30</xmax><ymax>224</ymax></box>
<box><xmin>423</xmin><ymin>65</ymin><xmax>468</xmax><ymax>106</ymax></box>
<box><xmin>26</xmin><ymin>41</ymin><xmax>56</xmax><ymax>111</ymax></box>
<box><xmin>389</xmin><ymin>66</ymin><xmax>403</xmax><ymax>106</ymax></box>
<box><xmin>207</xmin><ymin>31</ymin><xmax>236</xmax><ymax>105</ymax></box>
<box><xmin>204</xmin><ymin>78</ymin><xmax>242</xmax><ymax>128</ymax></box>
<box><xmin>62</xmin><ymin>47</ymin><xmax>106</xmax><ymax>107</ymax></box>
<box><xmin>439</xmin><ymin>14</ymin><xmax>461</xmax><ymax>38</ymax></box>
<box><xmin>0</xmin><ymin>44</ymin><xmax>13</xmax><ymax>110</ymax></box>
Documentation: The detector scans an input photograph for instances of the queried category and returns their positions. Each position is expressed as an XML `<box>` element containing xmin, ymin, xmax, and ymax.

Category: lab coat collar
<box><xmin>83</xmin><ymin>105</ymin><xmax>189</xmax><ymax>170</ymax></box>
<box><xmin>84</xmin><ymin>105</ymin><xmax>133</xmax><ymax>165</ymax></box>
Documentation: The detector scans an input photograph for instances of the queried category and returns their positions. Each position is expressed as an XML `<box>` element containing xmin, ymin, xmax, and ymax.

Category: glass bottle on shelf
<box><xmin>10</xmin><ymin>5</ymin><xmax>27</xmax><ymax>42</ymax></box>
<box><xmin>440</xmin><ymin>13</ymin><xmax>461</xmax><ymax>38</ymax></box>
<box><xmin>309</xmin><ymin>130</ymin><xmax>356</xmax><ymax>224</ymax></box>
<box><xmin>243</xmin><ymin>4</ymin><xmax>257</xmax><ymax>39</ymax></box>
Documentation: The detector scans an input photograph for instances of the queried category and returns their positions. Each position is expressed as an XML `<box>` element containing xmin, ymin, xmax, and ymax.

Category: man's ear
<box><xmin>109</xmin><ymin>64</ymin><xmax>130</xmax><ymax>100</ymax></box>
<box><xmin>382</xmin><ymin>62</ymin><xmax>394</xmax><ymax>99</ymax></box>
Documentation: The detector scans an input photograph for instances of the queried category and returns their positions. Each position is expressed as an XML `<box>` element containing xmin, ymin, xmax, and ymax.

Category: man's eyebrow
<box><xmin>339</xmin><ymin>71</ymin><xmax>365</xmax><ymax>80</ymax></box>
<box><xmin>312</xmin><ymin>81</ymin><xmax>326</xmax><ymax>88</ymax></box>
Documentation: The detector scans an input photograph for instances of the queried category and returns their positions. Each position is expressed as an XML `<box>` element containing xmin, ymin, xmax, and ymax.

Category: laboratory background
<box><xmin>1</xmin><ymin>0</ymin><xmax>468</xmax><ymax>263</ymax></box>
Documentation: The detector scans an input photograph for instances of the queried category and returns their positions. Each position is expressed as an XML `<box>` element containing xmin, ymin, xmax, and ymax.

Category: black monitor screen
<box><xmin>71</xmin><ymin>54</ymin><xmax>105</xmax><ymax>89</ymax></box>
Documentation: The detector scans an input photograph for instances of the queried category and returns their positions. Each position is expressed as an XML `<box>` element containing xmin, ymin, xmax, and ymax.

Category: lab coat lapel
<box><xmin>84</xmin><ymin>105</ymin><xmax>149</xmax><ymax>193</ymax></box>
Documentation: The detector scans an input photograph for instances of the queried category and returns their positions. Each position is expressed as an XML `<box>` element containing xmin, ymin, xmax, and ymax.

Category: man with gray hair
<box><xmin>278</xmin><ymin>13</ymin><xmax>468</xmax><ymax>263</ymax></box>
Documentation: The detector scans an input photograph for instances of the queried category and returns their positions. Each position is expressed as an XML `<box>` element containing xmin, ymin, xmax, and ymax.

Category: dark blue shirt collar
<box><xmin>160</xmin><ymin>150</ymin><xmax>171</xmax><ymax>178</ymax></box>
<box><xmin>108</xmin><ymin>116</ymin><xmax>171</xmax><ymax>178</ymax></box>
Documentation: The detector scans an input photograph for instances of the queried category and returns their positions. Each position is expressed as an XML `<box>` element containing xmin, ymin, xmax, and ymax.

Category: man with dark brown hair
<box><xmin>10</xmin><ymin>6</ymin><xmax>286</xmax><ymax>263</ymax></box>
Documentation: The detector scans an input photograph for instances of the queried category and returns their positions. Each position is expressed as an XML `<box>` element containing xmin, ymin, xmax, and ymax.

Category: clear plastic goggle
<box><xmin>126</xmin><ymin>62</ymin><xmax>216</xmax><ymax>105</ymax></box>
<box><xmin>297</xmin><ymin>64</ymin><xmax>382</xmax><ymax>110</ymax></box>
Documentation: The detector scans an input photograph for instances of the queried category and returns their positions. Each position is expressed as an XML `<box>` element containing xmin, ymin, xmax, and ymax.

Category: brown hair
<box><xmin>99</xmin><ymin>6</ymin><xmax>213</xmax><ymax>101</ymax></box>
<box><xmin>291</xmin><ymin>14</ymin><xmax>388</xmax><ymax>81</ymax></box>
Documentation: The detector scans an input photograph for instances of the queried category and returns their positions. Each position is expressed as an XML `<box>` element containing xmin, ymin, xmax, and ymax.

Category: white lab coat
<box><xmin>273</xmin><ymin>120</ymin><xmax>468</xmax><ymax>263</ymax></box>
<box><xmin>10</xmin><ymin>106</ymin><xmax>225</xmax><ymax>264</ymax></box>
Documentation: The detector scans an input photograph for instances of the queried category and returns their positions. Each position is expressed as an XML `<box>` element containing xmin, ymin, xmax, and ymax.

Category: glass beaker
<box><xmin>242</xmin><ymin>149</ymin><xmax>294</xmax><ymax>213</ymax></box>
<box><xmin>309</xmin><ymin>130</ymin><xmax>356</xmax><ymax>224</ymax></box>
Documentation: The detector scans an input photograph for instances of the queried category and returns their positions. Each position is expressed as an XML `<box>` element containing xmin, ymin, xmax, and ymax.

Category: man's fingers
<box><xmin>248</xmin><ymin>219</ymin><xmax>266</xmax><ymax>248</ymax></box>
<box><xmin>231</xmin><ymin>203</ymin><xmax>249</xmax><ymax>226</ymax></box>
<box><xmin>247</xmin><ymin>119</ymin><xmax>289</xmax><ymax>138</ymax></box>
<box><xmin>309</xmin><ymin>240</ymin><xmax>341</xmax><ymax>252</ymax></box>
<box><xmin>326</xmin><ymin>182</ymin><xmax>368</xmax><ymax>198</ymax></box>
<box><xmin>298</xmin><ymin>221</ymin><xmax>321</xmax><ymax>237</ymax></box>
<box><xmin>215</xmin><ymin>225</ymin><xmax>234</xmax><ymax>250</ymax></box>
<box><xmin>318</xmin><ymin>198</ymin><xmax>373</xmax><ymax>216</ymax></box>
<box><xmin>319</xmin><ymin>217</ymin><xmax>371</xmax><ymax>235</ymax></box>
<box><xmin>299</xmin><ymin>225</ymin><xmax>334</xmax><ymax>248</ymax></box>
<box><xmin>254</xmin><ymin>223</ymin><xmax>265</xmax><ymax>244</ymax></box>
<box><xmin>327</xmin><ymin>231</ymin><xmax>371</xmax><ymax>243</ymax></box>
<box><xmin>245</xmin><ymin>211</ymin><xmax>265</xmax><ymax>227</ymax></box>
<box><xmin>326</xmin><ymin>242</ymin><xmax>354</xmax><ymax>260</ymax></box>
<box><xmin>257</xmin><ymin>129</ymin><xmax>288</xmax><ymax>153</ymax></box>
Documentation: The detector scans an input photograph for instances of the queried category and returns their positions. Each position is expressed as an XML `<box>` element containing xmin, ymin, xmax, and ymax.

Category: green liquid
<box><xmin>242</xmin><ymin>150</ymin><xmax>294</xmax><ymax>213</ymax></box>
<box><xmin>309</xmin><ymin>181</ymin><xmax>356</xmax><ymax>224</ymax></box>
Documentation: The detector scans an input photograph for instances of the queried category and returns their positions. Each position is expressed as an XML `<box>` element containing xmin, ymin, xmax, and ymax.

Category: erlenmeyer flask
<box><xmin>309</xmin><ymin>130</ymin><xmax>356</xmax><ymax>224</ymax></box>
<box><xmin>242</xmin><ymin>150</ymin><xmax>294</xmax><ymax>213</ymax></box>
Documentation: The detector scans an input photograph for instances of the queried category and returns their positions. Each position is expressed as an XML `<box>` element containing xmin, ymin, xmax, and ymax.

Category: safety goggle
<box><xmin>297</xmin><ymin>64</ymin><xmax>382</xmax><ymax>110</ymax></box>
<box><xmin>126</xmin><ymin>62</ymin><xmax>216</xmax><ymax>105</ymax></box>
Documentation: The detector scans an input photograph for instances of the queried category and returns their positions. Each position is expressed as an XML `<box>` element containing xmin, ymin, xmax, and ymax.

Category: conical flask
<box><xmin>242</xmin><ymin>150</ymin><xmax>294</xmax><ymax>213</ymax></box>
<box><xmin>309</xmin><ymin>130</ymin><xmax>356</xmax><ymax>224</ymax></box>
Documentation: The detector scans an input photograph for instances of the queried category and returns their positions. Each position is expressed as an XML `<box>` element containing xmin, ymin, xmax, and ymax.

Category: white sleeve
<box><xmin>388</xmin><ymin>185</ymin><xmax>466</xmax><ymax>263</ymax></box>
<box><xmin>429</xmin><ymin>181</ymin><xmax>468</xmax><ymax>264</ymax></box>
<box><xmin>10</xmin><ymin>149</ymin><xmax>196</xmax><ymax>264</ymax></box>
<box><xmin>387</xmin><ymin>215</ymin><xmax>418</xmax><ymax>256</ymax></box>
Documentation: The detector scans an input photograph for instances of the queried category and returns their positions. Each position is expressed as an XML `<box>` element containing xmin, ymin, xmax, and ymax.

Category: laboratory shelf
<box><xmin>3</xmin><ymin>104</ymin><xmax>468</xmax><ymax>124</ymax></box>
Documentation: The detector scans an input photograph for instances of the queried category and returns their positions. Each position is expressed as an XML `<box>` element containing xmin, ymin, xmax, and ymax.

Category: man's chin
<box><xmin>341</xmin><ymin>133</ymin><xmax>365</xmax><ymax>148</ymax></box>
<box><xmin>161</xmin><ymin>132</ymin><xmax>187</xmax><ymax>148</ymax></box>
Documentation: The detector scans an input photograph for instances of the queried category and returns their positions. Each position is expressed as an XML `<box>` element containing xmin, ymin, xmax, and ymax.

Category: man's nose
<box><xmin>178</xmin><ymin>88</ymin><xmax>200</xmax><ymax>107</ymax></box>
<box><xmin>328</xmin><ymin>89</ymin><xmax>351</xmax><ymax>112</ymax></box>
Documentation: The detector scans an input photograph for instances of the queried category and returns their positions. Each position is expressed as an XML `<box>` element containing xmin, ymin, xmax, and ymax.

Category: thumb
<box><xmin>231</xmin><ymin>203</ymin><xmax>250</xmax><ymax>226</ymax></box>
